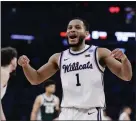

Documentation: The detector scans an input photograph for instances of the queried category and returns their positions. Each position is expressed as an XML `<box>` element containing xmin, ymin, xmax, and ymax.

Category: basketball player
<box><xmin>31</xmin><ymin>80</ymin><xmax>60</xmax><ymax>121</ymax></box>
<box><xmin>1</xmin><ymin>47</ymin><xmax>18</xmax><ymax>120</ymax></box>
<box><xmin>119</xmin><ymin>106</ymin><xmax>132</xmax><ymax>120</ymax></box>
<box><xmin>18</xmin><ymin>18</ymin><xmax>132</xmax><ymax>120</ymax></box>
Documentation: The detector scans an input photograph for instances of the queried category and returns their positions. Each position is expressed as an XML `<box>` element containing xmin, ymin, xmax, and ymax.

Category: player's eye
<box><xmin>75</xmin><ymin>25</ymin><xmax>81</xmax><ymax>29</ymax></box>
<box><xmin>67</xmin><ymin>26</ymin><xmax>72</xmax><ymax>30</ymax></box>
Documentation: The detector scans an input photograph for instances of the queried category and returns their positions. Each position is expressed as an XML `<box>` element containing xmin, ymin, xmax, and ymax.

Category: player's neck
<box><xmin>70</xmin><ymin>43</ymin><xmax>86</xmax><ymax>52</ymax></box>
<box><xmin>1</xmin><ymin>66</ymin><xmax>11</xmax><ymax>74</ymax></box>
<box><xmin>1</xmin><ymin>66</ymin><xmax>10</xmax><ymax>87</ymax></box>
<box><xmin>45</xmin><ymin>92</ymin><xmax>52</xmax><ymax>97</ymax></box>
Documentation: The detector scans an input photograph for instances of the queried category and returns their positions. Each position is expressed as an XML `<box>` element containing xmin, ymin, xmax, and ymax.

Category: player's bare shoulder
<box><xmin>97</xmin><ymin>48</ymin><xmax>111</xmax><ymax>59</ymax></box>
<box><xmin>54</xmin><ymin>95</ymin><xmax>59</xmax><ymax>102</ymax></box>
<box><xmin>96</xmin><ymin>47</ymin><xmax>112</xmax><ymax>68</ymax></box>
<box><xmin>49</xmin><ymin>53</ymin><xmax>61</xmax><ymax>67</ymax></box>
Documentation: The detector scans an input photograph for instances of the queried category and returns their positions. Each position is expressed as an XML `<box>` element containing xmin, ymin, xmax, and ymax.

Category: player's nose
<box><xmin>70</xmin><ymin>30</ymin><xmax>76</xmax><ymax>33</ymax></box>
<box><xmin>69</xmin><ymin>30</ymin><xmax>76</xmax><ymax>34</ymax></box>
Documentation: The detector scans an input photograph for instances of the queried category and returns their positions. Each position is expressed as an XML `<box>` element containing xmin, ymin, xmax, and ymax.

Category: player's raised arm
<box><xmin>98</xmin><ymin>48</ymin><xmax>132</xmax><ymax>81</ymax></box>
<box><xmin>30</xmin><ymin>96</ymin><xmax>41</xmax><ymax>120</ymax></box>
<box><xmin>18</xmin><ymin>53</ymin><xmax>60</xmax><ymax>85</ymax></box>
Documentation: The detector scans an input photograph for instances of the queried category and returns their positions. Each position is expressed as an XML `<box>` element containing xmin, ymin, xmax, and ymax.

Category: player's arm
<box><xmin>55</xmin><ymin>97</ymin><xmax>60</xmax><ymax>111</ymax></box>
<box><xmin>18</xmin><ymin>53</ymin><xmax>60</xmax><ymax>85</ymax></box>
<box><xmin>98</xmin><ymin>48</ymin><xmax>132</xmax><ymax>81</ymax></box>
<box><xmin>53</xmin><ymin>97</ymin><xmax>60</xmax><ymax>120</ymax></box>
<box><xmin>1</xmin><ymin>103</ymin><xmax>6</xmax><ymax>120</ymax></box>
<box><xmin>30</xmin><ymin>96</ymin><xmax>41</xmax><ymax>120</ymax></box>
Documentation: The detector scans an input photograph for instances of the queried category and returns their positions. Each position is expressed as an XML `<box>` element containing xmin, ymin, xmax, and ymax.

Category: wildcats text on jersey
<box><xmin>60</xmin><ymin>45</ymin><xmax>106</xmax><ymax>108</ymax></box>
<box><xmin>62</xmin><ymin>61</ymin><xmax>93</xmax><ymax>73</ymax></box>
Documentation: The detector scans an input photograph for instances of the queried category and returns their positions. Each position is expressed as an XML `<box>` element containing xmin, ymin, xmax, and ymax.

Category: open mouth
<box><xmin>69</xmin><ymin>35</ymin><xmax>78</xmax><ymax>39</ymax></box>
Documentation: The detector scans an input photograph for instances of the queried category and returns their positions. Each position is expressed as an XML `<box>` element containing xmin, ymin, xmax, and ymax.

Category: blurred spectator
<box><xmin>119</xmin><ymin>106</ymin><xmax>132</xmax><ymax>120</ymax></box>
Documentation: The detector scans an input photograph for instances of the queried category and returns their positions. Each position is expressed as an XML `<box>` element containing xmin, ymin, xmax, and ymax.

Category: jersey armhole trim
<box><xmin>58</xmin><ymin>52</ymin><xmax>63</xmax><ymax>69</ymax></box>
<box><xmin>58</xmin><ymin>51</ymin><xmax>63</xmax><ymax>69</ymax></box>
<box><xmin>94</xmin><ymin>47</ymin><xmax>105</xmax><ymax>73</ymax></box>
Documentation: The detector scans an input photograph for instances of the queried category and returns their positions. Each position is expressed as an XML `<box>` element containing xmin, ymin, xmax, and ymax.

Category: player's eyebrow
<box><xmin>67</xmin><ymin>24</ymin><xmax>81</xmax><ymax>28</ymax></box>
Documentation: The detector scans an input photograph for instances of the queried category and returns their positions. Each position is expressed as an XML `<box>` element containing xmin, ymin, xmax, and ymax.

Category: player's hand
<box><xmin>110</xmin><ymin>48</ymin><xmax>127</xmax><ymax>62</ymax></box>
<box><xmin>18</xmin><ymin>55</ymin><xmax>30</xmax><ymax>67</ymax></box>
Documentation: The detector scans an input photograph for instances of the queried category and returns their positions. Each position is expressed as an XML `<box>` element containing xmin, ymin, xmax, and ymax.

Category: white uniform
<box><xmin>36</xmin><ymin>94</ymin><xmax>58</xmax><ymax>120</ymax></box>
<box><xmin>59</xmin><ymin>44</ymin><xmax>105</xmax><ymax>120</ymax></box>
<box><xmin>102</xmin><ymin>116</ymin><xmax>111</xmax><ymax>120</ymax></box>
<box><xmin>1</xmin><ymin>67</ymin><xmax>9</xmax><ymax>99</ymax></box>
<box><xmin>119</xmin><ymin>112</ymin><xmax>130</xmax><ymax>120</ymax></box>
<box><xmin>1</xmin><ymin>85</ymin><xmax>7</xmax><ymax>99</ymax></box>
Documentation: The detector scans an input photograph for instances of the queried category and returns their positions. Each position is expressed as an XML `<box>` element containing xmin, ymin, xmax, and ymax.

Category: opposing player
<box><xmin>1</xmin><ymin>47</ymin><xmax>18</xmax><ymax>120</ymax></box>
<box><xmin>18</xmin><ymin>18</ymin><xmax>132</xmax><ymax>120</ymax></box>
<box><xmin>31</xmin><ymin>80</ymin><xmax>60</xmax><ymax>121</ymax></box>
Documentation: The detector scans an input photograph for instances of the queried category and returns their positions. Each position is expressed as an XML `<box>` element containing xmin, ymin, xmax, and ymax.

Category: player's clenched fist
<box><xmin>18</xmin><ymin>55</ymin><xmax>30</xmax><ymax>67</ymax></box>
<box><xmin>111</xmin><ymin>48</ymin><xmax>127</xmax><ymax>62</ymax></box>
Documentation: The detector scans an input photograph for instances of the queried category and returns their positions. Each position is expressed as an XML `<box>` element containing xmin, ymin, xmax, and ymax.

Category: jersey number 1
<box><xmin>75</xmin><ymin>73</ymin><xmax>81</xmax><ymax>86</ymax></box>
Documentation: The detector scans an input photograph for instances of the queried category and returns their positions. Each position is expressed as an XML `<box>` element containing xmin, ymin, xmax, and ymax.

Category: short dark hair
<box><xmin>44</xmin><ymin>80</ymin><xmax>56</xmax><ymax>88</ymax></box>
<box><xmin>70</xmin><ymin>17</ymin><xmax>90</xmax><ymax>31</ymax></box>
<box><xmin>123</xmin><ymin>106</ymin><xmax>131</xmax><ymax>110</ymax></box>
<box><xmin>1</xmin><ymin>47</ymin><xmax>17</xmax><ymax>67</ymax></box>
<box><xmin>119</xmin><ymin>106</ymin><xmax>131</xmax><ymax>114</ymax></box>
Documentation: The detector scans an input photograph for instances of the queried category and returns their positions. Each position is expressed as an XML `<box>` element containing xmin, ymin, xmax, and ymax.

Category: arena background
<box><xmin>1</xmin><ymin>1</ymin><xmax>136</xmax><ymax>120</ymax></box>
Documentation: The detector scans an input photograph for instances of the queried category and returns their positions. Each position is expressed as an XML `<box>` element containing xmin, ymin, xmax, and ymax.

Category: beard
<box><xmin>67</xmin><ymin>35</ymin><xmax>85</xmax><ymax>47</ymax></box>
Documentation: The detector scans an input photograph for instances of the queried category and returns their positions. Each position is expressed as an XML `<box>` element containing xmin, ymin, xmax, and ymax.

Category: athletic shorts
<box><xmin>58</xmin><ymin>107</ymin><xmax>103</xmax><ymax>120</ymax></box>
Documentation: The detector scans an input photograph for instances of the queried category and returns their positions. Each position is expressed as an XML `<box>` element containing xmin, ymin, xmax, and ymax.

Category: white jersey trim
<box><xmin>69</xmin><ymin>45</ymin><xmax>91</xmax><ymax>55</ymax></box>
<box><xmin>58</xmin><ymin>52</ymin><xmax>63</xmax><ymax>69</ymax></box>
<box><xmin>94</xmin><ymin>47</ymin><xmax>105</xmax><ymax>73</ymax></box>
<box><xmin>58</xmin><ymin>55</ymin><xmax>60</xmax><ymax>67</ymax></box>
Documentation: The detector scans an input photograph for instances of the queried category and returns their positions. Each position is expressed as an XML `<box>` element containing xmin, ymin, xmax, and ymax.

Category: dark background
<box><xmin>1</xmin><ymin>1</ymin><xmax>136</xmax><ymax>120</ymax></box>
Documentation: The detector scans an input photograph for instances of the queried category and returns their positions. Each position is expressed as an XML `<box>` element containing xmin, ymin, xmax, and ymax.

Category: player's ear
<box><xmin>10</xmin><ymin>58</ymin><xmax>15</xmax><ymax>65</ymax></box>
<box><xmin>85</xmin><ymin>31</ymin><xmax>89</xmax><ymax>39</ymax></box>
<box><xmin>66</xmin><ymin>31</ymin><xmax>68</xmax><ymax>38</ymax></box>
<box><xmin>85</xmin><ymin>31</ymin><xmax>89</xmax><ymax>37</ymax></box>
